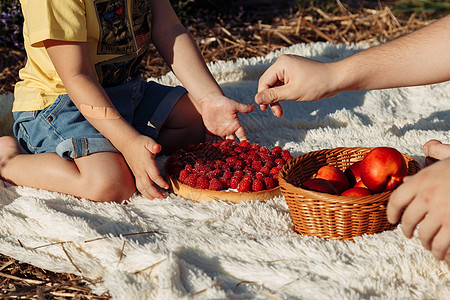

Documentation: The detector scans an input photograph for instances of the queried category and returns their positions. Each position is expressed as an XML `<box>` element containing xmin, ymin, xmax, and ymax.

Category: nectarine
<box><xmin>360</xmin><ymin>147</ymin><xmax>407</xmax><ymax>193</ymax></box>
<box><xmin>344</xmin><ymin>161</ymin><xmax>362</xmax><ymax>187</ymax></box>
<box><xmin>354</xmin><ymin>180</ymin><xmax>369</xmax><ymax>189</ymax></box>
<box><xmin>315</xmin><ymin>165</ymin><xmax>350</xmax><ymax>194</ymax></box>
<box><xmin>340</xmin><ymin>187</ymin><xmax>372</xmax><ymax>196</ymax></box>
<box><xmin>302</xmin><ymin>178</ymin><xmax>338</xmax><ymax>195</ymax></box>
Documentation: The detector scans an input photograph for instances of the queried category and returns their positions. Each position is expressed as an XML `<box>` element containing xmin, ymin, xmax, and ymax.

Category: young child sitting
<box><xmin>0</xmin><ymin>0</ymin><xmax>254</xmax><ymax>202</ymax></box>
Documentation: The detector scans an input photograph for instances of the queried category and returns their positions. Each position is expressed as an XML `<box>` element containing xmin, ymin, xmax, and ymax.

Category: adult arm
<box><xmin>255</xmin><ymin>15</ymin><xmax>450</xmax><ymax>114</ymax></box>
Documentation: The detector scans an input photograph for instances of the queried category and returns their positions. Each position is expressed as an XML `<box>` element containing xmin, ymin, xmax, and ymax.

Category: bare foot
<box><xmin>0</xmin><ymin>136</ymin><xmax>20</xmax><ymax>185</ymax></box>
<box><xmin>423</xmin><ymin>139</ymin><xmax>450</xmax><ymax>166</ymax></box>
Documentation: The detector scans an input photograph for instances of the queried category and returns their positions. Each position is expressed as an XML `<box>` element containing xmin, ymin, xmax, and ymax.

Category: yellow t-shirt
<box><xmin>13</xmin><ymin>0</ymin><xmax>152</xmax><ymax>112</ymax></box>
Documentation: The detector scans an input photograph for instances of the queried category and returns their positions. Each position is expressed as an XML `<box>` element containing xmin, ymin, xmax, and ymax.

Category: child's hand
<box><xmin>387</xmin><ymin>158</ymin><xmax>450</xmax><ymax>260</ymax></box>
<box><xmin>121</xmin><ymin>135</ymin><xmax>169</xmax><ymax>199</ymax></box>
<box><xmin>200</xmin><ymin>95</ymin><xmax>254</xmax><ymax>141</ymax></box>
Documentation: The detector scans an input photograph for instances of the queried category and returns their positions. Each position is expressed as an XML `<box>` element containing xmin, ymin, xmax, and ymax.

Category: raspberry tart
<box><xmin>165</xmin><ymin>139</ymin><xmax>293</xmax><ymax>203</ymax></box>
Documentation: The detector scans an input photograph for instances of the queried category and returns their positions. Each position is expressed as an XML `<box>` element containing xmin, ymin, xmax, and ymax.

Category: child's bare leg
<box><xmin>156</xmin><ymin>93</ymin><xmax>206</xmax><ymax>155</ymax></box>
<box><xmin>423</xmin><ymin>139</ymin><xmax>450</xmax><ymax>165</ymax></box>
<box><xmin>0</xmin><ymin>136</ymin><xmax>135</xmax><ymax>202</ymax></box>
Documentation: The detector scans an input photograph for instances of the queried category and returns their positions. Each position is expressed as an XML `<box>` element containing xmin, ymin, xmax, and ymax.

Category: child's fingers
<box><xmin>236</xmin><ymin>103</ymin><xmax>255</xmax><ymax>114</ymax></box>
<box><xmin>233</xmin><ymin>127</ymin><xmax>247</xmax><ymax>142</ymax></box>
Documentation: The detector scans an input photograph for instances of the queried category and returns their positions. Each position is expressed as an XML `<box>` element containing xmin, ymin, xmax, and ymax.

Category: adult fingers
<box><xmin>430</xmin><ymin>227</ymin><xmax>450</xmax><ymax>260</ymax></box>
<box><xmin>400</xmin><ymin>194</ymin><xmax>428</xmax><ymax>238</ymax></box>
<box><xmin>257</xmin><ymin>65</ymin><xmax>284</xmax><ymax>93</ymax></box>
<box><xmin>269</xmin><ymin>103</ymin><xmax>284</xmax><ymax>118</ymax></box>
<box><xmin>255</xmin><ymin>86</ymin><xmax>292</xmax><ymax>105</ymax></box>
<box><xmin>423</xmin><ymin>139</ymin><xmax>450</xmax><ymax>160</ymax></box>
<box><xmin>387</xmin><ymin>179</ymin><xmax>418</xmax><ymax>224</ymax></box>
<box><xmin>417</xmin><ymin>214</ymin><xmax>441</xmax><ymax>250</ymax></box>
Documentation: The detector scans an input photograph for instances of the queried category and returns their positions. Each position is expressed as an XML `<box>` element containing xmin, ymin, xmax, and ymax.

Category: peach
<box><xmin>340</xmin><ymin>187</ymin><xmax>372</xmax><ymax>196</ymax></box>
<box><xmin>360</xmin><ymin>147</ymin><xmax>407</xmax><ymax>193</ymax></box>
<box><xmin>301</xmin><ymin>178</ymin><xmax>338</xmax><ymax>195</ymax></box>
<box><xmin>344</xmin><ymin>161</ymin><xmax>362</xmax><ymax>187</ymax></box>
<box><xmin>315</xmin><ymin>165</ymin><xmax>350</xmax><ymax>194</ymax></box>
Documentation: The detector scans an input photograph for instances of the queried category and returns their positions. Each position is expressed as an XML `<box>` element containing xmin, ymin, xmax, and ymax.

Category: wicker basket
<box><xmin>278</xmin><ymin>147</ymin><xmax>421</xmax><ymax>240</ymax></box>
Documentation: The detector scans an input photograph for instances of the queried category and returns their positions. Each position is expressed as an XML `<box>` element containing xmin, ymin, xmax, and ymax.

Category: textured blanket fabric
<box><xmin>0</xmin><ymin>42</ymin><xmax>449</xmax><ymax>299</ymax></box>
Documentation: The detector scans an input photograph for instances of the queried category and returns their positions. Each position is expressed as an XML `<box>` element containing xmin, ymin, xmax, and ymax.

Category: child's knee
<box><xmin>85</xmin><ymin>167</ymin><xmax>136</xmax><ymax>203</ymax></box>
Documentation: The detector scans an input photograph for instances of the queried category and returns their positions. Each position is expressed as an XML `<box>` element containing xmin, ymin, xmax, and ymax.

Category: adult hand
<box><xmin>388</xmin><ymin>155</ymin><xmax>450</xmax><ymax>260</ymax></box>
<box><xmin>200</xmin><ymin>94</ymin><xmax>254</xmax><ymax>141</ymax></box>
<box><xmin>255</xmin><ymin>54</ymin><xmax>340</xmax><ymax>117</ymax></box>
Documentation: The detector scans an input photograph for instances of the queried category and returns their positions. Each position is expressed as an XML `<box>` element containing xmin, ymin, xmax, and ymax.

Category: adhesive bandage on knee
<box><xmin>79</xmin><ymin>104</ymin><xmax>121</xmax><ymax>120</ymax></box>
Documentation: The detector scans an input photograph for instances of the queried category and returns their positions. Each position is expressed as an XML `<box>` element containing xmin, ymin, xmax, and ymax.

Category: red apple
<box><xmin>360</xmin><ymin>147</ymin><xmax>407</xmax><ymax>193</ymax></box>
<box><xmin>301</xmin><ymin>178</ymin><xmax>338</xmax><ymax>195</ymax></box>
<box><xmin>340</xmin><ymin>187</ymin><xmax>372</xmax><ymax>196</ymax></box>
<box><xmin>315</xmin><ymin>165</ymin><xmax>350</xmax><ymax>194</ymax></box>
<box><xmin>344</xmin><ymin>161</ymin><xmax>362</xmax><ymax>187</ymax></box>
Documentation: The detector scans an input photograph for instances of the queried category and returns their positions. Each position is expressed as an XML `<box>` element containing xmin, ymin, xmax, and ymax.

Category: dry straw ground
<box><xmin>0</xmin><ymin>2</ymin><xmax>441</xmax><ymax>299</ymax></box>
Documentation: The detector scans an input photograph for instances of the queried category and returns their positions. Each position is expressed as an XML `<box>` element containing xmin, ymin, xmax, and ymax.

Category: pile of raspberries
<box><xmin>166</xmin><ymin>139</ymin><xmax>293</xmax><ymax>192</ymax></box>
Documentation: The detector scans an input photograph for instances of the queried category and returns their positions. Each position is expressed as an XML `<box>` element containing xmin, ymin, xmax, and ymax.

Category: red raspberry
<box><xmin>178</xmin><ymin>169</ymin><xmax>190</xmax><ymax>182</ymax></box>
<box><xmin>209</xmin><ymin>178</ymin><xmax>223</xmax><ymax>191</ymax></box>
<box><xmin>237</xmin><ymin>177</ymin><xmax>252</xmax><ymax>192</ymax></box>
<box><xmin>251</xmin><ymin>179</ymin><xmax>264</xmax><ymax>192</ymax></box>
<box><xmin>251</xmin><ymin>143</ymin><xmax>260</xmax><ymax>150</ymax></box>
<box><xmin>270</xmin><ymin>167</ymin><xmax>279</xmax><ymax>175</ymax></box>
<box><xmin>264</xmin><ymin>161</ymin><xmax>275</xmax><ymax>169</ymax></box>
<box><xmin>214</xmin><ymin>160</ymin><xmax>225</xmax><ymax>168</ymax></box>
<box><xmin>255</xmin><ymin>172</ymin><xmax>265</xmax><ymax>180</ymax></box>
<box><xmin>275</xmin><ymin>158</ymin><xmax>285</xmax><ymax>166</ymax></box>
<box><xmin>206</xmin><ymin>170</ymin><xmax>219</xmax><ymax>179</ymax></box>
<box><xmin>233</xmin><ymin>170</ymin><xmax>244</xmax><ymax>179</ymax></box>
<box><xmin>242</xmin><ymin>174</ymin><xmax>253</xmax><ymax>181</ymax></box>
<box><xmin>226</xmin><ymin>156</ymin><xmax>238</xmax><ymax>165</ymax></box>
<box><xmin>184</xmin><ymin>164</ymin><xmax>193</xmax><ymax>173</ymax></box>
<box><xmin>243</xmin><ymin>166</ymin><xmax>253</xmax><ymax>175</ymax></box>
<box><xmin>272</xmin><ymin>174</ymin><xmax>279</xmax><ymax>182</ymax></box>
<box><xmin>219</xmin><ymin>177</ymin><xmax>230</xmax><ymax>189</ymax></box>
<box><xmin>264</xmin><ymin>177</ymin><xmax>276</xmax><ymax>190</ymax></box>
<box><xmin>239</xmin><ymin>152</ymin><xmax>249</xmax><ymax>160</ymax></box>
<box><xmin>234</xmin><ymin>159</ymin><xmax>244</xmax><ymax>170</ymax></box>
<box><xmin>271</xmin><ymin>146</ymin><xmax>283</xmax><ymax>155</ymax></box>
<box><xmin>240</xmin><ymin>140</ymin><xmax>251</xmax><ymax>148</ymax></box>
<box><xmin>252</xmin><ymin>160</ymin><xmax>263</xmax><ymax>172</ymax></box>
<box><xmin>196</xmin><ymin>175</ymin><xmax>209</xmax><ymax>189</ymax></box>
<box><xmin>281</xmin><ymin>150</ymin><xmax>293</xmax><ymax>162</ymax></box>
<box><xmin>184</xmin><ymin>174</ymin><xmax>198</xmax><ymax>187</ymax></box>
<box><xmin>222</xmin><ymin>170</ymin><xmax>233</xmax><ymax>179</ymax></box>
<box><xmin>260</xmin><ymin>146</ymin><xmax>269</xmax><ymax>153</ymax></box>
<box><xmin>260</xmin><ymin>166</ymin><xmax>271</xmax><ymax>174</ymax></box>
<box><xmin>230</xmin><ymin>176</ymin><xmax>240</xmax><ymax>189</ymax></box>
<box><xmin>234</xmin><ymin>146</ymin><xmax>246</xmax><ymax>153</ymax></box>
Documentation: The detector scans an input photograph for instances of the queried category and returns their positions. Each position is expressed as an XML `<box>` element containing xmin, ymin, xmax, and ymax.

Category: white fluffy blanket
<box><xmin>0</xmin><ymin>42</ymin><xmax>449</xmax><ymax>299</ymax></box>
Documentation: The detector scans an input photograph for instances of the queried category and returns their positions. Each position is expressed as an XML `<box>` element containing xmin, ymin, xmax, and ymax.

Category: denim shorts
<box><xmin>13</xmin><ymin>76</ymin><xmax>187</xmax><ymax>160</ymax></box>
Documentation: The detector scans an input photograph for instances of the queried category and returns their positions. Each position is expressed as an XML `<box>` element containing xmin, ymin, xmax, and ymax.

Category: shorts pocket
<box><xmin>13</xmin><ymin>111</ymin><xmax>40</xmax><ymax>154</ymax></box>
